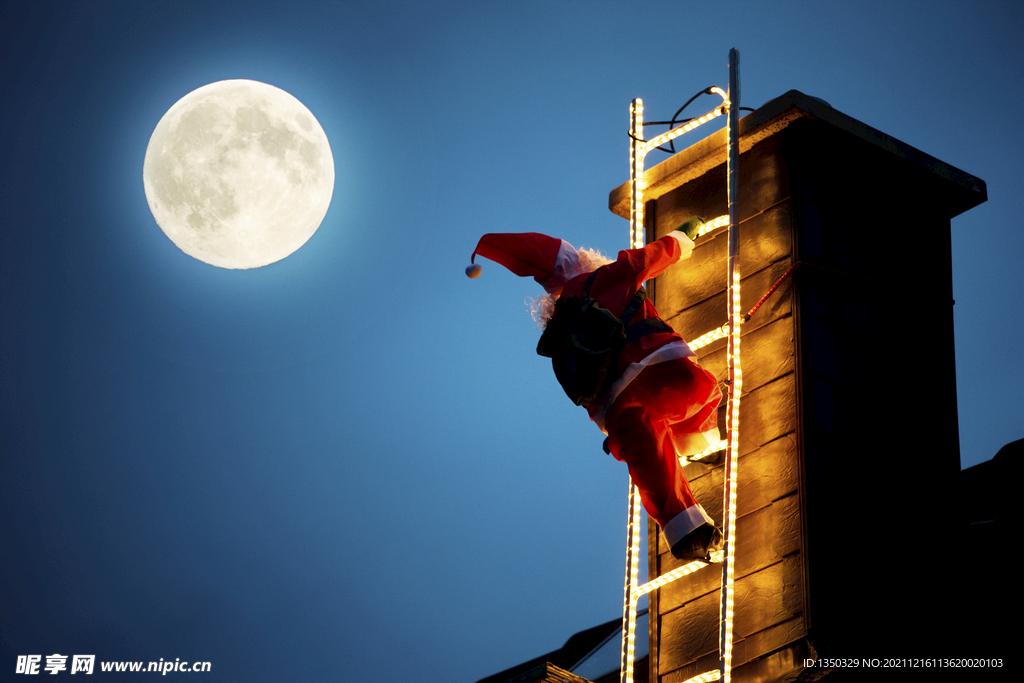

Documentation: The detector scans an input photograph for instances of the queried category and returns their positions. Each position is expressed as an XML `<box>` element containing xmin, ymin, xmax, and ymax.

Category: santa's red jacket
<box><xmin>562</xmin><ymin>233</ymin><xmax>718</xmax><ymax>444</ymax></box>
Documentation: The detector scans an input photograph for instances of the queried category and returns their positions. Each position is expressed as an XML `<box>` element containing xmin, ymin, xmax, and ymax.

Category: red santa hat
<box><xmin>466</xmin><ymin>232</ymin><xmax>580</xmax><ymax>294</ymax></box>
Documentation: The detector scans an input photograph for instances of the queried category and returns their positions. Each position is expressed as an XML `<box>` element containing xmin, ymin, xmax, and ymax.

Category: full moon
<box><xmin>143</xmin><ymin>80</ymin><xmax>334</xmax><ymax>269</ymax></box>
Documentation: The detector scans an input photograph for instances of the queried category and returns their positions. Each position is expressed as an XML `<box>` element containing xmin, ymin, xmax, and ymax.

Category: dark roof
<box><xmin>474</xmin><ymin>617</ymin><xmax>621</xmax><ymax>683</ymax></box>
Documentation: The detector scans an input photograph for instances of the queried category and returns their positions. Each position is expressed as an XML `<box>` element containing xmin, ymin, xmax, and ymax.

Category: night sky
<box><xmin>2</xmin><ymin>1</ymin><xmax>1021</xmax><ymax>681</ymax></box>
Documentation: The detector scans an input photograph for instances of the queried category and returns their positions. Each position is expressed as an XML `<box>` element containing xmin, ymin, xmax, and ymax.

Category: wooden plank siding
<box><xmin>643</xmin><ymin>131</ymin><xmax>808</xmax><ymax>682</ymax></box>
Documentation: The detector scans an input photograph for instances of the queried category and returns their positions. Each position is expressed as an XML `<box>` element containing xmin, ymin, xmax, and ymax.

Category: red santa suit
<box><xmin>468</xmin><ymin>231</ymin><xmax>722</xmax><ymax>550</ymax></box>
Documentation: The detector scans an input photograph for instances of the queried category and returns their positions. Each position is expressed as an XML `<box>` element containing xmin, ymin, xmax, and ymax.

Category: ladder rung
<box><xmin>695</xmin><ymin>214</ymin><xmax>729</xmax><ymax>238</ymax></box>
<box><xmin>686</xmin><ymin>324</ymin><xmax>729</xmax><ymax>353</ymax></box>
<box><xmin>680</xmin><ymin>439</ymin><xmax>727</xmax><ymax>465</ymax></box>
<box><xmin>632</xmin><ymin>549</ymin><xmax>724</xmax><ymax>599</ymax></box>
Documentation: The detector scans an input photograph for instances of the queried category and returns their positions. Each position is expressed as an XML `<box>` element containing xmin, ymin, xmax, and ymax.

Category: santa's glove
<box><xmin>674</xmin><ymin>216</ymin><xmax>706</xmax><ymax>241</ymax></box>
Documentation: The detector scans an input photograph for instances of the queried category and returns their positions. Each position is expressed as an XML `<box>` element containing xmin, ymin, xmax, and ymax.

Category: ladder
<box><xmin>620</xmin><ymin>49</ymin><xmax>742</xmax><ymax>683</ymax></box>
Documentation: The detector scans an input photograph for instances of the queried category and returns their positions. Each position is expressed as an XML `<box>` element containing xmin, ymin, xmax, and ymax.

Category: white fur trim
<box><xmin>591</xmin><ymin>341</ymin><xmax>696</xmax><ymax>430</ymax></box>
<box><xmin>666</xmin><ymin>231</ymin><xmax>695</xmax><ymax>259</ymax></box>
<box><xmin>662</xmin><ymin>504</ymin><xmax>714</xmax><ymax>549</ymax></box>
<box><xmin>539</xmin><ymin>240</ymin><xmax>580</xmax><ymax>293</ymax></box>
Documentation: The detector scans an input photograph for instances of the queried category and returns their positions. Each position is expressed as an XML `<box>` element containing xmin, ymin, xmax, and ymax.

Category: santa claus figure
<box><xmin>467</xmin><ymin>219</ymin><xmax>723</xmax><ymax>562</ymax></box>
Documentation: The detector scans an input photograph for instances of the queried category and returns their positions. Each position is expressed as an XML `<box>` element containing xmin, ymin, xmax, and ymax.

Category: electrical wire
<box><xmin>630</xmin><ymin>84</ymin><xmax>754</xmax><ymax>155</ymax></box>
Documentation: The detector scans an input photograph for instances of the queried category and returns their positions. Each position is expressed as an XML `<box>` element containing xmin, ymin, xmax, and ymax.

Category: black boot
<box><xmin>670</xmin><ymin>523</ymin><xmax>723</xmax><ymax>562</ymax></box>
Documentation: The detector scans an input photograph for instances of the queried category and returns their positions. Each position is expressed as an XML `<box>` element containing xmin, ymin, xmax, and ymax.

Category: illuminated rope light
<box><xmin>630</xmin><ymin>100</ymin><xmax>644</xmax><ymax>250</ymax></box>
<box><xmin>720</xmin><ymin>269</ymin><xmax>742</xmax><ymax>683</ymax></box>
<box><xmin>679</xmin><ymin>439</ymin><xmax>727</xmax><ymax>465</ymax></box>
<box><xmin>641</xmin><ymin>88</ymin><xmax>727</xmax><ymax>157</ymax></box>
<box><xmin>687</xmin><ymin>323</ymin><xmax>729</xmax><ymax>352</ymax></box>
<box><xmin>697</xmin><ymin>214</ymin><xmax>729</xmax><ymax>238</ymax></box>
<box><xmin>682</xmin><ymin>672</ymin><xmax>722</xmax><ymax>683</ymax></box>
<box><xmin>642</xmin><ymin>106</ymin><xmax>726</xmax><ymax>156</ymax></box>
<box><xmin>622</xmin><ymin>65</ymin><xmax>741</xmax><ymax>683</ymax></box>
<box><xmin>620</xmin><ymin>484</ymin><xmax>643</xmax><ymax>683</ymax></box>
<box><xmin>633</xmin><ymin>548</ymin><xmax>725</xmax><ymax>597</ymax></box>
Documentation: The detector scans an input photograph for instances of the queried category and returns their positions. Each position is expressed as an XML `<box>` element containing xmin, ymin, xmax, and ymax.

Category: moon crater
<box><xmin>143</xmin><ymin>80</ymin><xmax>334</xmax><ymax>269</ymax></box>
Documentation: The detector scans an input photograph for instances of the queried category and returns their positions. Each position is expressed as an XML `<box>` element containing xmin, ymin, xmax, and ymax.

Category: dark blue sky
<box><xmin>2</xmin><ymin>1</ymin><xmax>1021</xmax><ymax>681</ymax></box>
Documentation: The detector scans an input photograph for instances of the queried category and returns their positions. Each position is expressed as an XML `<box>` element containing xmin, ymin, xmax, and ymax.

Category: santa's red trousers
<box><xmin>603</xmin><ymin>356</ymin><xmax>721</xmax><ymax>532</ymax></box>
